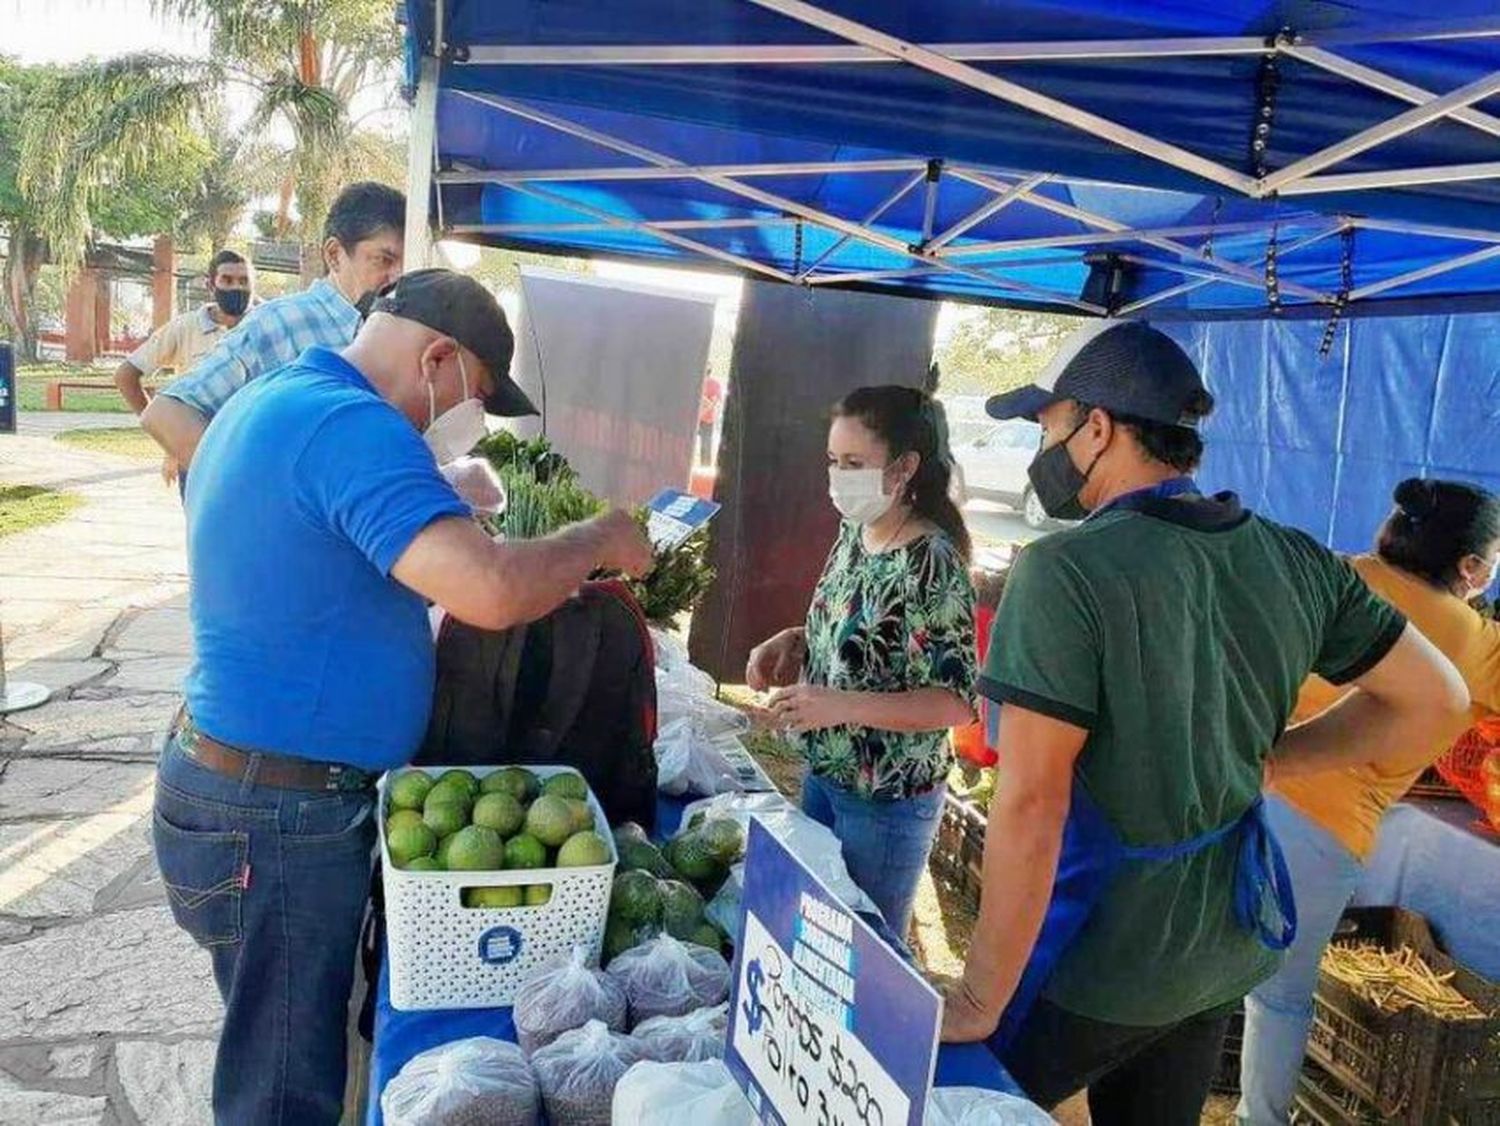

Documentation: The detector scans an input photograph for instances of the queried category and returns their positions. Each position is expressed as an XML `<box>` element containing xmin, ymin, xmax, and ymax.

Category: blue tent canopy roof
<box><xmin>402</xmin><ymin>1</ymin><xmax>1500</xmax><ymax>317</ymax></box>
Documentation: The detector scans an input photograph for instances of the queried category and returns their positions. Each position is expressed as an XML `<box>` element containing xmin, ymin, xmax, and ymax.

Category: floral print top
<box><xmin>800</xmin><ymin>521</ymin><xmax>977</xmax><ymax>800</ymax></box>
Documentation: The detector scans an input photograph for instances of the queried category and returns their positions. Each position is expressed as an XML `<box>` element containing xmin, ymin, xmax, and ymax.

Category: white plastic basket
<box><xmin>379</xmin><ymin>763</ymin><xmax>617</xmax><ymax>1011</ymax></box>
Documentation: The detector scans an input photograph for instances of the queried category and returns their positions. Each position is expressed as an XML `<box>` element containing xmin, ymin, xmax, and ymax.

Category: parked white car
<box><xmin>950</xmin><ymin>419</ymin><xmax>1052</xmax><ymax>529</ymax></box>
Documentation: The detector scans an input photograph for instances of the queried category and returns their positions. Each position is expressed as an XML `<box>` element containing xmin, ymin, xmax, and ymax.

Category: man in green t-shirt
<box><xmin>941</xmin><ymin>321</ymin><xmax>1469</xmax><ymax>1124</ymax></box>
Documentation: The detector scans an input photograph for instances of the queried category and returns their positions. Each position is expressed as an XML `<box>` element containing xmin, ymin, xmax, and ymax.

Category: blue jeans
<box><xmin>801</xmin><ymin>771</ymin><xmax>946</xmax><ymax>939</ymax></box>
<box><xmin>152</xmin><ymin>736</ymin><xmax>377</xmax><ymax>1126</ymax></box>
<box><xmin>1237</xmin><ymin>795</ymin><xmax>1362</xmax><ymax>1125</ymax></box>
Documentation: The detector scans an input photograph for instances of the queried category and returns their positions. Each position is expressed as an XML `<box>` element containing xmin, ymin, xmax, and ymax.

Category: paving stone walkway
<box><xmin>0</xmin><ymin>425</ymin><xmax>216</xmax><ymax>1125</ymax></box>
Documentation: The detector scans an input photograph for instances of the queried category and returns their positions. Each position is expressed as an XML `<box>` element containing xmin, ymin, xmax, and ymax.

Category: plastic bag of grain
<box><xmin>630</xmin><ymin>1002</ymin><xmax>729</xmax><ymax>1064</ymax></box>
<box><xmin>611</xmin><ymin>1059</ymin><xmax>754</xmax><ymax>1125</ymax></box>
<box><xmin>605</xmin><ymin>933</ymin><xmax>731</xmax><ymax>1025</ymax></box>
<box><xmin>532</xmin><ymin>1019</ymin><xmax>645</xmax><ymax>1126</ymax></box>
<box><xmin>514</xmin><ymin>945</ymin><xmax>628</xmax><ymax>1057</ymax></box>
<box><xmin>926</xmin><ymin>1086</ymin><xmax>1057</xmax><ymax>1124</ymax></box>
<box><xmin>380</xmin><ymin>1036</ymin><xmax>539</xmax><ymax>1126</ymax></box>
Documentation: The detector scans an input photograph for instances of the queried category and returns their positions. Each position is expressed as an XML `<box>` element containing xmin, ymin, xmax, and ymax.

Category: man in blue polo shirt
<box><xmin>150</xmin><ymin>269</ymin><xmax>653</xmax><ymax>1126</ymax></box>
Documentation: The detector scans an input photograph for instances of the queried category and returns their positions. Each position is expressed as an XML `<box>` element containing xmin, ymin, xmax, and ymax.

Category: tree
<box><xmin>933</xmin><ymin>305</ymin><xmax>1086</xmax><ymax>396</ymax></box>
<box><xmin>157</xmin><ymin>0</ymin><xmax>404</xmax><ymax>277</ymax></box>
<box><xmin>2</xmin><ymin>55</ymin><xmax>214</xmax><ymax>360</ymax></box>
<box><xmin>0</xmin><ymin>59</ymin><xmax>47</xmax><ymax>360</ymax></box>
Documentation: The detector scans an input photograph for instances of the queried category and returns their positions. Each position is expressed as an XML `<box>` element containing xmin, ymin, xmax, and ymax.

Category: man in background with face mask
<box><xmin>151</xmin><ymin>267</ymin><xmax>654</xmax><ymax>1126</ymax></box>
<box><xmin>939</xmin><ymin>320</ymin><xmax>1470</xmax><ymax>1125</ymax></box>
<box><xmin>114</xmin><ymin>249</ymin><xmax>254</xmax><ymax>416</ymax></box>
<box><xmin>141</xmin><ymin>181</ymin><xmax>405</xmax><ymax>471</ymax></box>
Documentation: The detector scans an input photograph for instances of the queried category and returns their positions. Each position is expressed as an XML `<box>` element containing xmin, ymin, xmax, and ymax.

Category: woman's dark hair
<box><xmin>833</xmin><ymin>385</ymin><xmax>972</xmax><ymax>562</ymax></box>
<box><xmin>322</xmin><ymin>181</ymin><xmax>406</xmax><ymax>250</ymax></box>
<box><xmin>1072</xmin><ymin>389</ymin><xmax>1216</xmax><ymax>473</ymax></box>
<box><xmin>1377</xmin><ymin>478</ymin><xmax>1500</xmax><ymax>589</ymax></box>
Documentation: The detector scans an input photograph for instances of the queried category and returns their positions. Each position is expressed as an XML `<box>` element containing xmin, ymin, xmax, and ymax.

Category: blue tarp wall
<box><xmin>1172</xmin><ymin>311</ymin><xmax>1500</xmax><ymax>554</ymax></box>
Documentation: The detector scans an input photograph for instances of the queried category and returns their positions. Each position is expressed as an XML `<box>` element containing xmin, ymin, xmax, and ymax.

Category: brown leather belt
<box><xmin>173</xmin><ymin>712</ymin><xmax>376</xmax><ymax>793</ymax></box>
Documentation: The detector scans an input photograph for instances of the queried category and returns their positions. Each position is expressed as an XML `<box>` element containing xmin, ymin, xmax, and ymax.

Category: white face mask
<box><xmin>423</xmin><ymin>352</ymin><xmax>488</xmax><ymax>465</ymax></box>
<box><xmin>829</xmin><ymin>466</ymin><xmax>896</xmax><ymax>526</ymax></box>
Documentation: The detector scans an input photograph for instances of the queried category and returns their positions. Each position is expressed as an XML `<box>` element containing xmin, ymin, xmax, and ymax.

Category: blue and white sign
<box><xmin>0</xmin><ymin>343</ymin><xmax>14</xmax><ymax>435</ymax></box>
<box><xmin>727</xmin><ymin>820</ymin><xmax>942</xmax><ymax>1126</ymax></box>
<box><xmin>645</xmin><ymin>488</ymin><xmax>720</xmax><ymax>551</ymax></box>
<box><xmin>477</xmin><ymin>925</ymin><xmax>523</xmax><ymax>965</ymax></box>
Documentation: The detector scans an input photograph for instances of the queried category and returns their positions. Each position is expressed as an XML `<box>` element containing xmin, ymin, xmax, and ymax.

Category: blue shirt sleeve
<box><xmin>159</xmin><ymin>300</ymin><xmax>288</xmax><ymax>418</ymax></box>
<box><xmin>294</xmin><ymin>401</ymin><xmax>472</xmax><ymax>576</ymax></box>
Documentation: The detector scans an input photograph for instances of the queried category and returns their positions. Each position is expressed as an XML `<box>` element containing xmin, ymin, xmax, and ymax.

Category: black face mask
<box><xmin>214</xmin><ymin>287</ymin><xmax>250</xmax><ymax>317</ymax></box>
<box><xmin>1027</xmin><ymin>420</ymin><xmax>1100</xmax><ymax>521</ymax></box>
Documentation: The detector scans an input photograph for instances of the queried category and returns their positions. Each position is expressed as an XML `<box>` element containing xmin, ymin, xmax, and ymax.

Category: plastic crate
<box><xmin>928</xmin><ymin>792</ymin><xmax>986</xmax><ymax>913</ymax></box>
<box><xmin>1307</xmin><ymin>907</ymin><xmax>1500</xmax><ymax>1124</ymax></box>
<box><xmin>1210</xmin><ymin>1002</ymin><xmax>1246</xmax><ymax>1095</ymax></box>
<box><xmin>379</xmin><ymin>764</ymin><xmax>617</xmax><ymax>1012</ymax></box>
<box><xmin>1292</xmin><ymin>1061</ymin><xmax>1378</xmax><ymax>1126</ymax></box>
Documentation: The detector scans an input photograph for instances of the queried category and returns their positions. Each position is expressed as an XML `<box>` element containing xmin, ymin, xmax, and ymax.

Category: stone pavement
<box><xmin>0</xmin><ymin>425</ymin><xmax>216</xmax><ymax>1124</ymax></box>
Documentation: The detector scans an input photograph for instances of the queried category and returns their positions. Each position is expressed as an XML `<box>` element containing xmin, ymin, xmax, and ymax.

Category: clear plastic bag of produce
<box><xmin>514</xmin><ymin>945</ymin><xmax>628</xmax><ymax>1057</ymax></box>
<box><xmin>606</xmin><ymin>932</ymin><xmax>732</xmax><ymax>1025</ymax></box>
<box><xmin>611</xmin><ymin>1059</ymin><xmax>754</xmax><ymax>1126</ymax></box>
<box><xmin>532</xmin><ymin>1018</ymin><xmax>645</xmax><ymax>1126</ymax></box>
<box><xmin>925</xmin><ymin>1087</ymin><xmax>1057</xmax><ymax>1125</ymax></box>
<box><xmin>655</xmin><ymin>653</ymin><xmax>750</xmax><ymax>738</ymax></box>
<box><xmin>629</xmin><ymin>1002</ymin><xmax>729</xmax><ymax>1064</ymax></box>
<box><xmin>379</xmin><ymin>1036</ymin><xmax>539</xmax><ymax>1126</ymax></box>
<box><xmin>677</xmin><ymin>791</ymin><xmax>793</xmax><ymax>834</ymax></box>
<box><xmin>697</xmin><ymin>807</ymin><xmax>880</xmax><ymax>944</ymax></box>
<box><xmin>655</xmin><ymin>717</ymin><xmax>748</xmax><ymax>798</ymax></box>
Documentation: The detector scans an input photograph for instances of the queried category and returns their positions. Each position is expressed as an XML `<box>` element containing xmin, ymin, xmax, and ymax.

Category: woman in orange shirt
<box><xmin>1238</xmin><ymin>478</ymin><xmax>1500</xmax><ymax>1125</ymax></box>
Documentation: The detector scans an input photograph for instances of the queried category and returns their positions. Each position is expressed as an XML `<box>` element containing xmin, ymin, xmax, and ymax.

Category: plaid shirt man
<box><xmin>159</xmin><ymin>278</ymin><xmax>360</xmax><ymax>419</ymax></box>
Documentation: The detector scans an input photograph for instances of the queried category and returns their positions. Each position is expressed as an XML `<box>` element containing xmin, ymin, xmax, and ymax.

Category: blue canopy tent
<box><xmin>397</xmin><ymin>1</ymin><xmax>1500</xmax><ymax>548</ymax></box>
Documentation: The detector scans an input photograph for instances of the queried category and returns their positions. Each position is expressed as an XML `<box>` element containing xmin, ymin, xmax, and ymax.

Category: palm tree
<box><xmin>156</xmin><ymin>0</ymin><xmax>403</xmax><ymax>277</ymax></box>
<box><xmin>5</xmin><ymin>54</ymin><xmax>215</xmax><ymax>361</ymax></box>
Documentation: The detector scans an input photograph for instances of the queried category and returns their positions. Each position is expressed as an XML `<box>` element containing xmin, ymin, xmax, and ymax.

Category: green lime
<box><xmin>542</xmin><ymin>772</ymin><xmax>589</xmax><ymax>802</ymax></box>
<box><xmin>481</xmin><ymin>767</ymin><xmax>540</xmax><ymax>803</ymax></box>
<box><xmin>557</xmin><ymin>830</ymin><xmax>612</xmax><ymax>868</ymax></box>
<box><xmin>423</xmin><ymin>801</ymin><xmax>469</xmax><ymax>840</ymax></box>
<box><xmin>436</xmin><ymin>769</ymin><xmax>481</xmax><ymax>799</ymax></box>
<box><xmin>446</xmin><ymin>825</ymin><xmax>506</xmax><ymax>871</ymax></box>
<box><xmin>463</xmin><ymin>885</ymin><xmax>524</xmax><ymax>908</ymax></box>
<box><xmin>524</xmin><ymin>884</ymin><xmax>553</xmax><ymax>906</ymax></box>
<box><xmin>387</xmin><ymin>821</ymin><xmax>438</xmax><ymax>867</ymax></box>
<box><xmin>504</xmin><ymin>833</ymin><xmax>548</xmax><ymax>870</ymax></box>
<box><xmin>387</xmin><ymin>770</ymin><xmax>434</xmax><ymax>812</ymax></box>
<box><xmin>525</xmin><ymin>795</ymin><xmax>576</xmax><ymax>848</ymax></box>
<box><xmin>472</xmin><ymin>793</ymin><xmax>526</xmax><ymax>837</ymax></box>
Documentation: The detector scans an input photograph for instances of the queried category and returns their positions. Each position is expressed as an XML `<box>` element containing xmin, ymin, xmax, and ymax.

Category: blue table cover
<box><xmin>1352</xmin><ymin>798</ymin><xmax>1500</xmax><ymax>979</ymax></box>
<box><xmin>366</xmin><ymin>795</ymin><xmax>1021</xmax><ymax>1123</ymax></box>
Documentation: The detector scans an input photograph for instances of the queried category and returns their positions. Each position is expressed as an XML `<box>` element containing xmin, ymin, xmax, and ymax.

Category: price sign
<box><xmin>726</xmin><ymin>820</ymin><xmax>941</xmax><ymax>1126</ymax></box>
<box><xmin>645</xmin><ymin>488</ymin><xmax>720</xmax><ymax>551</ymax></box>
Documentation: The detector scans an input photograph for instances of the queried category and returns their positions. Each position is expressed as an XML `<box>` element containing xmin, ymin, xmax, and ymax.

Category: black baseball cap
<box><xmin>370</xmin><ymin>268</ymin><xmax>537</xmax><ymax>417</ymax></box>
<box><xmin>986</xmin><ymin>320</ymin><xmax>1205</xmax><ymax>427</ymax></box>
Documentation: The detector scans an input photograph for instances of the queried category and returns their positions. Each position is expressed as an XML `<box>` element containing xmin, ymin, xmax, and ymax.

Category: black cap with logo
<box><xmin>986</xmin><ymin>320</ymin><xmax>1205</xmax><ymax>427</ymax></box>
<box><xmin>370</xmin><ymin>268</ymin><xmax>537</xmax><ymax>418</ymax></box>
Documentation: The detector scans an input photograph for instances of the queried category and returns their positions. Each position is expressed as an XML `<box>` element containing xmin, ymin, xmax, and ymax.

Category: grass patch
<box><xmin>54</xmin><ymin>427</ymin><xmax>159</xmax><ymax>460</ymax></box>
<box><xmin>0</xmin><ymin>485</ymin><xmax>82</xmax><ymax>539</ymax></box>
<box><xmin>14</xmin><ymin>362</ymin><xmax>136</xmax><ymax>414</ymax></box>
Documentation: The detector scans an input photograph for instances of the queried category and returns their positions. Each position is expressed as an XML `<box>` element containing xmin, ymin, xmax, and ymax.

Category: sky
<box><xmin>4</xmin><ymin>0</ymin><xmax>206</xmax><ymax>64</ymax></box>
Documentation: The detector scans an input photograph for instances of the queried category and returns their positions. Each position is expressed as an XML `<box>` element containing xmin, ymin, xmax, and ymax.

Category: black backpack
<box><xmin>415</xmin><ymin>578</ymin><xmax>659</xmax><ymax>830</ymax></box>
<box><xmin>358</xmin><ymin>581</ymin><xmax>659</xmax><ymax>1041</ymax></box>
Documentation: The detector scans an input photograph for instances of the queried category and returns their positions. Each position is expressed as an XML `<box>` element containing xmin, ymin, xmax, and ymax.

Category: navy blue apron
<box><xmin>984</xmin><ymin>477</ymin><xmax>1297</xmax><ymax>1053</ymax></box>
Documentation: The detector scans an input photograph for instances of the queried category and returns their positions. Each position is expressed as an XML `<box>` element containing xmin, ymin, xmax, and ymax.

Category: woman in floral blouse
<box><xmin>747</xmin><ymin>385</ymin><xmax>978</xmax><ymax>937</ymax></box>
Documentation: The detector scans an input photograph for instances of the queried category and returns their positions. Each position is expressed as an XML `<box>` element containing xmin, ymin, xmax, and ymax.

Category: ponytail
<box><xmin>832</xmin><ymin>385</ymin><xmax>973</xmax><ymax>563</ymax></box>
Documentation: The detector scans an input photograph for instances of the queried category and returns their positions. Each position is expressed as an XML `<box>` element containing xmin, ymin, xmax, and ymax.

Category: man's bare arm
<box><xmin>113</xmin><ymin>361</ymin><xmax>151</xmax><ymax>415</ymax></box>
<box><xmin>140</xmin><ymin>395</ymin><xmax>209</xmax><ymax>467</ymax></box>
<box><xmin>1271</xmin><ymin>625</ymin><xmax>1470</xmax><ymax>779</ymax></box>
<box><xmin>391</xmin><ymin>510</ymin><xmax>653</xmax><ymax>631</ymax></box>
